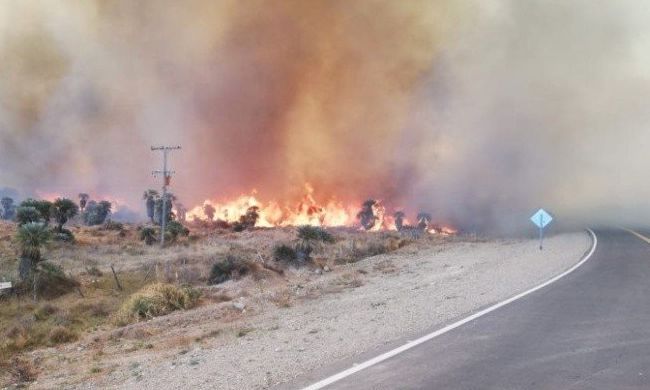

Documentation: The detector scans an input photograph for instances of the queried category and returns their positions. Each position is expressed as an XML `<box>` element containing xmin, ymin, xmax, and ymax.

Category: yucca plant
<box><xmin>52</xmin><ymin>198</ymin><xmax>79</xmax><ymax>232</ymax></box>
<box><xmin>17</xmin><ymin>222</ymin><xmax>50</xmax><ymax>280</ymax></box>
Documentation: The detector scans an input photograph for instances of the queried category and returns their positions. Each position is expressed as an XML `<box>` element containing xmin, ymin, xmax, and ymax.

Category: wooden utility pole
<box><xmin>151</xmin><ymin>145</ymin><xmax>181</xmax><ymax>247</ymax></box>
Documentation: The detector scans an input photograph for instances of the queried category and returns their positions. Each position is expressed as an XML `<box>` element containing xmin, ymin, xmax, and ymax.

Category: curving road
<box><xmin>298</xmin><ymin>229</ymin><xmax>650</xmax><ymax>390</ymax></box>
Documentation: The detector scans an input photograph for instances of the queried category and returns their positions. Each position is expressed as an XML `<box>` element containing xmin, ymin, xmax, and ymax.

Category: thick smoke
<box><xmin>1</xmin><ymin>1</ymin><xmax>650</xmax><ymax>231</ymax></box>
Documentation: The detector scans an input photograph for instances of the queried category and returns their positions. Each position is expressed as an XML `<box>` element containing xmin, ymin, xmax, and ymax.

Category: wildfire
<box><xmin>186</xmin><ymin>183</ymin><xmax>456</xmax><ymax>234</ymax></box>
<box><xmin>187</xmin><ymin>184</ymin><xmax>360</xmax><ymax>228</ymax></box>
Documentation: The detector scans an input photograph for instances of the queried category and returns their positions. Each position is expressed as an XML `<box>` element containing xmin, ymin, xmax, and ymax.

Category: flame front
<box><xmin>185</xmin><ymin>183</ymin><xmax>454</xmax><ymax>234</ymax></box>
<box><xmin>186</xmin><ymin>183</ymin><xmax>397</xmax><ymax>229</ymax></box>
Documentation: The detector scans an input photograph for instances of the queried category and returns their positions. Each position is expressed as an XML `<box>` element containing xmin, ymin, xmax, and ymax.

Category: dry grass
<box><xmin>0</xmin><ymin>219</ymin><xmax>436</xmax><ymax>381</ymax></box>
<box><xmin>1</xmin><ymin>357</ymin><xmax>38</xmax><ymax>385</ymax></box>
<box><xmin>114</xmin><ymin>283</ymin><xmax>201</xmax><ymax>326</ymax></box>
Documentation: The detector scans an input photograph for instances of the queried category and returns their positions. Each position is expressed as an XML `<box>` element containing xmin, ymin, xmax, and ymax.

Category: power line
<box><xmin>151</xmin><ymin>145</ymin><xmax>181</xmax><ymax>247</ymax></box>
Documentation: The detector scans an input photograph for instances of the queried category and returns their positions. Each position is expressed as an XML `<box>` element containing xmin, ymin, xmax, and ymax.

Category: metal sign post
<box><xmin>530</xmin><ymin>209</ymin><xmax>553</xmax><ymax>250</ymax></box>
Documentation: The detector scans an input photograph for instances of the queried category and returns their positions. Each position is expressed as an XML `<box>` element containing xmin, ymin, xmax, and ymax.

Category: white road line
<box><xmin>302</xmin><ymin>229</ymin><xmax>598</xmax><ymax>390</ymax></box>
<box><xmin>624</xmin><ymin>228</ymin><xmax>650</xmax><ymax>244</ymax></box>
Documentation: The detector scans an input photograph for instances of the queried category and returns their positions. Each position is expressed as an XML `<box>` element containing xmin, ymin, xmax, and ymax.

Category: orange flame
<box><xmin>187</xmin><ymin>184</ymin><xmax>359</xmax><ymax>228</ymax></box>
<box><xmin>187</xmin><ymin>183</ymin><xmax>455</xmax><ymax>234</ymax></box>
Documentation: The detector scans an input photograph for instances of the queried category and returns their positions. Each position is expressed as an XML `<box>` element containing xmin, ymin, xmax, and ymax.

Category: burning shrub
<box><xmin>203</xmin><ymin>204</ymin><xmax>216</xmax><ymax>221</ymax></box>
<box><xmin>208</xmin><ymin>255</ymin><xmax>250</xmax><ymax>285</ymax></box>
<box><xmin>214</xmin><ymin>219</ymin><xmax>231</xmax><ymax>229</ymax></box>
<box><xmin>417</xmin><ymin>212</ymin><xmax>432</xmax><ymax>230</ymax></box>
<box><xmin>394</xmin><ymin>211</ymin><xmax>405</xmax><ymax>231</ymax></box>
<box><xmin>357</xmin><ymin>199</ymin><xmax>378</xmax><ymax>230</ymax></box>
<box><xmin>273</xmin><ymin>244</ymin><xmax>297</xmax><ymax>263</ymax></box>
<box><xmin>114</xmin><ymin>283</ymin><xmax>200</xmax><ymax>325</ymax></box>
<box><xmin>297</xmin><ymin>225</ymin><xmax>334</xmax><ymax>243</ymax></box>
<box><xmin>232</xmin><ymin>206</ymin><xmax>260</xmax><ymax>232</ymax></box>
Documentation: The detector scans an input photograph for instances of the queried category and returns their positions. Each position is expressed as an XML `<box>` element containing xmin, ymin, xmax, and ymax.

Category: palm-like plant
<box><xmin>143</xmin><ymin>190</ymin><xmax>159</xmax><ymax>223</ymax></box>
<box><xmin>1</xmin><ymin>197</ymin><xmax>15</xmax><ymax>220</ymax></box>
<box><xmin>52</xmin><ymin>198</ymin><xmax>79</xmax><ymax>232</ymax></box>
<box><xmin>357</xmin><ymin>199</ymin><xmax>378</xmax><ymax>230</ymax></box>
<box><xmin>17</xmin><ymin>222</ymin><xmax>51</xmax><ymax>280</ymax></box>
<box><xmin>393</xmin><ymin>211</ymin><xmax>405</xmax><ymax>231</ymax></box>
<box><xmin>15</xmin><ymin>206</ymin><xmax>41</xmax><ymax>226</ymax></box>
<box><xmin>20</xmin><ymin>199</ymin><xmax>53</xmax><ymax>225</ymax></box>
<box><xmin>417</xmin><ymin>212</ymin><xmax>432</xmax><ymax>230</ymax></box>
<box><xmin>140</xmin><ymin>227</ymin><xmax>157</xmax><ymax>245</ymax></box>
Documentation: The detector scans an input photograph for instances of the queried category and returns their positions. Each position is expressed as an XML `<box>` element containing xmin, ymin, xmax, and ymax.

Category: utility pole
<box><xmin>151</xmin><ymin>145</ymin><xmax>181</xmax><ymax>247</ymax></box>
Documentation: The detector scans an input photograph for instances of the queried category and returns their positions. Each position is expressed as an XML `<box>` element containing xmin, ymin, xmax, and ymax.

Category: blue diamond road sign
<box><xmin>531</xmin><ymin>209</ymin><xmax>553</xmax><ymax>229</ymax></box>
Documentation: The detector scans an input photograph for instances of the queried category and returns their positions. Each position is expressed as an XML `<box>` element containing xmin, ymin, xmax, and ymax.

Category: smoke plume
<box><xmin>1</xmin><ymin>1</ymin><xmax>650</xmax><ymax>231</ymax></box>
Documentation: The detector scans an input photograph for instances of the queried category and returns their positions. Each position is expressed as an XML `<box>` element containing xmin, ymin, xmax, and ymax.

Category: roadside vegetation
<box><xmin>0</xmin><ymin>195</ymin><xmax>435</xmax><ymax>387</ymax></box>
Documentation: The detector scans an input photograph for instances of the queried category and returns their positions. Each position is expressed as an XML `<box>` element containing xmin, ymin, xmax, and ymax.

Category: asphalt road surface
<box><xmin>299</xmin><ymin>229</ymin><xmax>650</xmax><ymax>390</ymax></box>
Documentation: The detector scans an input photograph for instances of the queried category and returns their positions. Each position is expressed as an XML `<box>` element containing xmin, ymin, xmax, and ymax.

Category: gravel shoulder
<box><xmin>32</xmin><ymin>231</ymin><xmax>591</xmax><ymax>390</ymax></box>
<box><xmin>127</xmin><ymin>232</ymin><xmax>590</xmax><ymax>389</ymax></box>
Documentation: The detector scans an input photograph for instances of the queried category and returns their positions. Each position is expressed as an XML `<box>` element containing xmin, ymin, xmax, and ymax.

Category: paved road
<box><xmin>302</xmin><ymin>229</ymin><xmax>650</xmax><ymax>389</ymax></box>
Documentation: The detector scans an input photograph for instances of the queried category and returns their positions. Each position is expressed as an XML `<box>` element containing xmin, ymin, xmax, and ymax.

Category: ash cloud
<box><xmin>1</xmin><ymin>1</ymin><xmax>650</xmax><ymax>231</ymax></box>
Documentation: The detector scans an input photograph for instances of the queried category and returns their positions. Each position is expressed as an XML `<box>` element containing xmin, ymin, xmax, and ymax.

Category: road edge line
<box><xmin>624</xmin><ymin>228</ymin><xmax>650</xmax><ymax>244</ymax></box>
<box><xmin>301</xmin><ymin>229</ymin><xmax>598</xmax><ymax>390</ymax></box>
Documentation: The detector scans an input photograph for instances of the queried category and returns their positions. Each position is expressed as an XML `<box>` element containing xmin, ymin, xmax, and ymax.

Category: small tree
<box><xmin>142</xmin><ymin>190</ymin><xmax>159</xmax><ymax>223</ymax></box>
<box><xmin>241</xmin><ymin>206</ymin><xmax>259</xmax><ymax>228</ymax></box>
<box><xmin>232</xmin><ymin>206</ymin><xmax>259</xmax><ymax>231</ymax></box>
<box><xmin>1</xmin><ymin>197</ymin><xmax>16</xmax><ymax>220</ymax></box>
<box><xmin>83</xmin><ymin>200</ymin><xmax>112</xmax><ymax>225</ymax></box>
<box><xmin>17</xmin><ymin>222</ymin><xmax>50</xmax><ymax>281</ymax></box>
<box><xmin>203</xmin><ymin>204</ymin><xmax>216</xmax><ymax>221</ymax></box>
<box><xmin>78</xmin><ymin>193</ymin><xmax>89</xmax><ymax>212</ymax></box>
<box><xmin>52</xmin><ymin>198</ymin><xmax>79</xmax><ymax>232</ymax></box>
<box><xmin>154</xmin><ymin>193</ymin><xmax>175</xmax><ymax>225</ymax></box>
<box><xmin>15</xmin><ymin>206</ymin><xmax>42</xmax><ymax>226</ymax></box>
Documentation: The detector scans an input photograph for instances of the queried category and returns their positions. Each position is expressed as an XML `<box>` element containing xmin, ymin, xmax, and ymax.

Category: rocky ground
<box><xmin>25</xmin><ymin>231</ymin><xmax>591</xmax><ymax>390</ymax></box>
